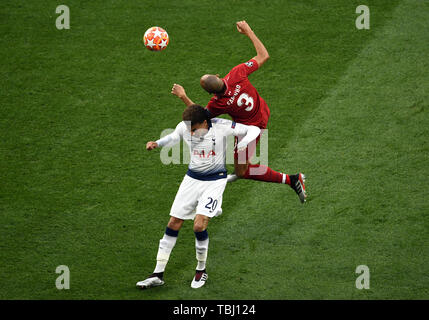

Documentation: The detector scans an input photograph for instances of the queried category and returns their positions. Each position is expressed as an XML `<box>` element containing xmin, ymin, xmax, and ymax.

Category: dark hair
<box><xmin>182</xmin><ymin>104</ymin><xmax>209</xmax><ymax>126</ymax></box>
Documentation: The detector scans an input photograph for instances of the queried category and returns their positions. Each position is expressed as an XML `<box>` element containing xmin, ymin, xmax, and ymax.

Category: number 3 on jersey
<box><xmin>237</xmin><ymin>93</ymin><xmax>254</xmax><ymax>112</ymax></box>
<box><xmin>205</xmin><ymin>197</ymin><xmax>218</xmax><ymax>213</ymax></box>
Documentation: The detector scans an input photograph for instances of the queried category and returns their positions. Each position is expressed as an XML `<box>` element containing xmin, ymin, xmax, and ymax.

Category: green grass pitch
<box><xmin>0</xmin><ymin>0</ymin><xmax>428</xmax><ymax>300</ymax></box>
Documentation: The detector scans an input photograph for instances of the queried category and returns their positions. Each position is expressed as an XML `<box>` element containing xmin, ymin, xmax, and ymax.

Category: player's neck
<box><xmin>215</xmin><ymin>83</ymin><xmax>227</xmax><ymax>97</ymax></box>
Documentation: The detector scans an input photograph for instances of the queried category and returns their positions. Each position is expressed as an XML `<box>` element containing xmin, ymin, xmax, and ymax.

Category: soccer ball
<box><xmin>143</xmin><ymin>26</ymin><xmax>169</xmax><ymax>51</ymax></box>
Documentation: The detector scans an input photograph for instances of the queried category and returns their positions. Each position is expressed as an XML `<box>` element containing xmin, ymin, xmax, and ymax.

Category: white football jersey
<box><xmin>156</xmin><ymin>118</ymin><xmax>260</xmax><ymax>180</ymax></box>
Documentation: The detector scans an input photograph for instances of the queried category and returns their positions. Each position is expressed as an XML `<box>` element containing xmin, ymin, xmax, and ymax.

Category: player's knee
<box><xmin>235</xmin><ymin>165</ymin><xmax>249</xmax><ymax>178</ymax></box>
<box><xmin>193</xmin><ymin>224</ymin><xmax>204</xmax><ymax>233</ymax></box>
<box><xmin>167</xmin><ymin>217</ymin><xmax>183</xmax><ymax>231</ymax></box>
<box><xmin>193</xmin><ymin>221</ymin><xmax>205</xmax><ymax>233</ymax></box>
<box><xmin>236</xmin><ymin>170</ymin><xmax>246</xmax><ymax>178</ymax></box>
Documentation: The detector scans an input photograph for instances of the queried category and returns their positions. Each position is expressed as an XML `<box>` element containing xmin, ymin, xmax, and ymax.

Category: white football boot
<box><xmin>136</xmin><ymin>275</ymin><xmax>164</xmax><ymax>290</ymax></box>
<box><xmin>191</xmin><ymin>270</ymin><xmax>208</xmax><ymax>289</ymax></box>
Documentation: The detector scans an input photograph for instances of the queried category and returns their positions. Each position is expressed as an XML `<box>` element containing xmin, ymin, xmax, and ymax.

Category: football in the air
<box><xmin>143</xmin><ymin>26</ymin><xmax>169</xmax><ymax>51</ymax></box>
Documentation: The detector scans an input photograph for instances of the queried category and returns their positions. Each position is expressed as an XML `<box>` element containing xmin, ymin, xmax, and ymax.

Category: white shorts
<box><xmin>170</xmin><ymin>174</ymin><xmax>227</xmax><ymax>220</ymax></box>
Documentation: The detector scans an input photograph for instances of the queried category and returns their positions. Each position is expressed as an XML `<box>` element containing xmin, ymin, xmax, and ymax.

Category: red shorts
<box><xmin>234</xmin><ymin>134</ymin><xmax>261</xmax><ymax>164</ymax></box>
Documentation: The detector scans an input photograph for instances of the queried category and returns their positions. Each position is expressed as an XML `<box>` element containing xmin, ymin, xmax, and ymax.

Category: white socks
<box><xmin>195</xmin><ymin>230</ymin><xmax>209</xmax><ymax>271</ymax></box>
<box><xmin>153</xmin><ymin>229</ymin><xmax>178</xmax><ymax>273</ymax></box>
<box><xmin>195</xmin><ymin>238</ymin><xmax>209</xmax><ymax>270</ymax></box>
<box><xmin>152</xmin><ymin>228</ymin><xmax>210</xmax><ymax>274</ymax></box>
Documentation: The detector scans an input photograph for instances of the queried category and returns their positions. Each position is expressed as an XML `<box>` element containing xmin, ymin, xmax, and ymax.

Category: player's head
<box><xmin>200</xmin><ymin>74</ymin><xmax>225</xmax><ymax>94</ymax></box>
<box><xmin>182</xmin><ymin>104</ymin><xmax>210</xmax><ymax>137</ymax></box>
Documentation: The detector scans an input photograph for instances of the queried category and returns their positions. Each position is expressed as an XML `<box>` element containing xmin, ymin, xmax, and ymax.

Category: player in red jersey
<box><xmin>171</xmin><ymin>21</ymin><xmax>306</xmax><ymax>203</ymax></box>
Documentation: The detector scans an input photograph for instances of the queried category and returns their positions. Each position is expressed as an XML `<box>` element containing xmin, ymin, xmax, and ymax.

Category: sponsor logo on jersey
<box><xmin>245</xmin><ymin>61</ymin><xmax>254</xmax><ymax>67</ymax></box>
<box><xmin>193</xmin><ymin>149</ymin><xmax>216</xmax><ymax>158</ymax></box>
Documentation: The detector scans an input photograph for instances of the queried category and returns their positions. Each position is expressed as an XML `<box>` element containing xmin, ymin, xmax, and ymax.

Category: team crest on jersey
<box><xmin>231</xmin><ymin>121</ymin><xmax>236</xmax><ymax>129</ymax></box>
<box><xmin>245</xmin><ymin>61</ymin><xmax>254</xmax><ymax>67</ymax></box>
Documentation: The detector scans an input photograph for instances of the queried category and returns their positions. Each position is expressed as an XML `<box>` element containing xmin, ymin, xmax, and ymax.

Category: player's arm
<box><xmin>232</xmin><ymin>122</ymin><xmax>261</xmax><ymax>151</ymax></box>
<box><xmin>171</xmin><ymin>84</ymin><xmax>195</xmax><ymax>107</ymax></box>
<box><xmin>146</xmin><ymin>122</ymin><xmax>184</xmax><ymax>150</ymax></box>
<box><xmin>236</xmin><ymin>21</ymin><xmax>269</xmax><ymax>67</ymax></box>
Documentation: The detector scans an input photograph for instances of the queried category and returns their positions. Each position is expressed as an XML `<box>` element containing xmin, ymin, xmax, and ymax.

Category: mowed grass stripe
<box><xmin>210</xmin><ymin>0</ymin><xmax>428</xmax><ymax>299</ymax></box>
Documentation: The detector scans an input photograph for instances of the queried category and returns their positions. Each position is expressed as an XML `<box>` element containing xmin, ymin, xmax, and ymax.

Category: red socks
<box><xmin>243</xmin><ymin>164</ymin><xmax>290</xmax><ymax>185</ymax></box>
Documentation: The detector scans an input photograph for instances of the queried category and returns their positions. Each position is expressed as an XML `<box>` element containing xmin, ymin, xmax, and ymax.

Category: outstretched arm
<box><xmin>236</xmin><ymin>21</ymin><xmax>269</xmax><ymax>67</ymax></box>
<box><xmin>155</xmin><ymin>129</ymin><xmax>182</xmax><ymax>148</ymax></box>
<box><xmin>147</xmin><ymin>123</ymin><xmax>184</xmax><ymax>150</ymax></box>
<box><xmin>171</xmin><ymin>83</ymin><xmax>195</xmax><ymax>107</ymax></box>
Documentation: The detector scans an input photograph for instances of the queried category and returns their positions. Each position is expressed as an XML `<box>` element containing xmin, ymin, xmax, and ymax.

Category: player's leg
<box><xmin>238</xmin><ymin>160</ymin><xmax>307</xmax><ymax>203</ymax></box>
<box><xmin>235</xmin><ymin>158</ymin><xmax>287</xmax><ymax>184</ymax></box>
<box><xmin>234</xmin><ymin>135</ymin><xmax>289</xmax><ymax>184</ymax></box>
<box><xmin>190</xmin><ymin>179</ymin><xmax>226</xmax><ymax>288</ymax></box>
<box><xmin>136</xmin><ymin>216</ymin><xmax>184</xmax><ymax>290</ymax></box>
<box><xmin>191</xmin><ymin>214</ymin><xmax>210</xmax><ymax>289</ymax></box>
<box><xmin>154</xmin><ymin>216</ymin><xmax>184</xmax><ymax>274</ymax></box>
<box><xmin>193</xmin><ymin>214</ymin><xmax>210</xmax><ymax>270</ymax></box>
<box><xmin>137</xmin><ymin>175</ymin><xmax>197</xmax><ymax>290</ymax></box>
<box><xmin>231</xmin><ymin>135</ymin><xmax>307</xmax><ymax>203</ymax></box>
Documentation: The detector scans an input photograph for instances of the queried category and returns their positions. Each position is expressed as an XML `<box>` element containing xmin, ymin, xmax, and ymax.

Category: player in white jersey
<box><xmin>136</xmin><ymin>104</ymin><xmax>260</xmax><ymax>289</ymax></box>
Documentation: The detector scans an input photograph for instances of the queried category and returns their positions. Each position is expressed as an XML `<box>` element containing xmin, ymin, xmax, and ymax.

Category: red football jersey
<box><xmin>205</xmin><ymin>59</ymin><xmax>270</xmax><ymax>129</ymax></box>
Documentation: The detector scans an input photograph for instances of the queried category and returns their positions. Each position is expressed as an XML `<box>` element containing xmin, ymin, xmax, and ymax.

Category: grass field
<box><xmin>1</xmin><ymin>0</ymin><xmax>428</xmax><ymax>300</ymax></box>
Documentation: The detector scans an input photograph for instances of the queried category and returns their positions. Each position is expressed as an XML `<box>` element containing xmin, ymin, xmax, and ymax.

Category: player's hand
<box><xmin>146</xmin><ymin>141</ymin><xmax>158</xmax><ymax>150</ymax></box>
<box><xmin>236</xmin><ymin>21</ymin><xmax>253</xmax><ymax>36</ymax></box>
<box><xmin>171</xmin><ymin>84</ymin><xmax>186</xmax><ymax>99</ymax></box>
<box><xmin>236</xmin><ymin>142</ymin><xmax>247</xmax><ymax>153</ymax></box>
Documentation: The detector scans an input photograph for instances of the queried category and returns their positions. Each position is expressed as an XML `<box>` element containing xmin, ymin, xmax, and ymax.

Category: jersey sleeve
<box><xmin>156</xmin><ymin>122</ymin><xmax>184</xmax><ymax>147</ymax></box>
<box><xmin>233</xmin><ymin>123</ymin><xmax>261</xmax><ymax>150</ymax></box>
<box><xmin>232</xmin><ymin>58</ymin><xmax>259</xmax><ymax>79</ymax></box>
<box><xmin>231</xmin><ymin>122</ymin><xmax>258</xmax><ymax>136</ymax></box>
<box><xmin>212</xmin><ymin>119</ymin><xmax>260</xmax><ymax>147</ymax></box>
